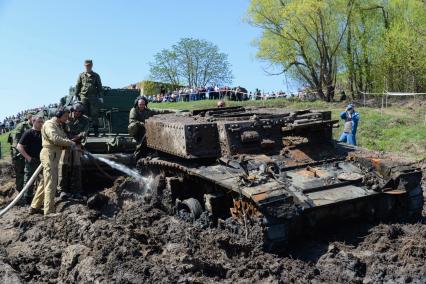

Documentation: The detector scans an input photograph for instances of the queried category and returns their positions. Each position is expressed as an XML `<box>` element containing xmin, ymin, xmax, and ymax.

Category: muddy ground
<box><xmin>0</xmin><ymin>161</ymin><xmax>426</xmax><ymax>284</ymax></box>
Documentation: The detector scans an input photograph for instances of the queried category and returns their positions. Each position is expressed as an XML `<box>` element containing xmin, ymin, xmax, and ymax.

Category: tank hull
<box><xmin>138</xmin><ymin>107</ymin><xmax>423</xmax><ymax>248</ymax></box>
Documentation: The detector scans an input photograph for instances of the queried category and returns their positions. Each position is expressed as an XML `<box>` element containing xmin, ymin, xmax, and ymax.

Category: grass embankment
<box><xmin>153</xmin><ymin>98</ymin><xmax>426</xmax><ymax>160</ymax></box>
<box><xmin>0</xmin><ymin>132</ymin><xmax>10</xmax><ymax>160</ymax></box>
<box><xmin>1</xmin><ymin>98</ymin><xmax>424</xmax><ymax>161</ymax></box>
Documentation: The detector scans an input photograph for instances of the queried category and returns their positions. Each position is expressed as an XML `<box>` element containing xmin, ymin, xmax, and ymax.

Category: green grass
<box><xmin>152</xmin><ymin>97</ymin><xmax>330</xmax><ymax>111</ymax></box>
<box><xmin>0</xmin><ymin>132</ymin><xmax>11</xmax><ymax>160</ymax></box>
<box><xmin>153</xmin><ymin>98</ymin><xmax>426</xmax><ymax>160</ymax></box>
<box><xmin>347</xmin><ymin>107</ymin><xmax>426</xmax><ymax>160</ymax></box>
<box><xmin>1</xmin><ymin>98</ymin><xmax>424</xmax><ymax>161</ymax></box>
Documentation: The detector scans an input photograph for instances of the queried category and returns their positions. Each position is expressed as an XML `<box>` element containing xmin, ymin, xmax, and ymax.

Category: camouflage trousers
<box><xmin>128</xmin><ymin>122</ymin><xmax>147</xmax><ymax>159</ymax></box>
<box><xmin>23</xmin><ymin>159</ymin><xmax>41</xmax><ymax>202</ymax></box>
<box><xmin>81</xmin><ymin>95</ymin><xmax>100</xmax><ymax>128</ymax></box>
<box><xmin>58</xmin><ymin>148</ymin><xmax>82</xmax><ymax>193</ymax></box>
<box><xmin>12</xmin><ymin>154</ymin><xmax>25</xmax><ymax>191</ymax></box>
<box><xmin>128</xmin><ymin>122</ymin><xmax>145</xmax><ymax>143</ymax></box>
<box><xmin>31</xmin><ymin>147</ymin><xmax>61</xmax><ymax>215</ymax></box>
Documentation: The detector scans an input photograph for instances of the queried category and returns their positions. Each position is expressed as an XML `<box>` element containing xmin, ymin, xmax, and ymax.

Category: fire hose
<box><xmin>0</xmin><ymin>164</ymin><xmax>42</xmax><ymax>218</ymax></box>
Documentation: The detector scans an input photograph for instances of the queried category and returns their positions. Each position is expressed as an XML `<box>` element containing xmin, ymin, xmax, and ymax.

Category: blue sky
<box><xmin>0</xmin><ymin>0</ymin><xmax>295</xmax><ymax>120</ymax></box>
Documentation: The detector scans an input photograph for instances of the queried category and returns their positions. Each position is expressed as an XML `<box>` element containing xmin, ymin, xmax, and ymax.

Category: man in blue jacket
<box><xmin>339</xmin><ymin>104</ymin><xmax>360</xmax><ymax>146</ymax></box>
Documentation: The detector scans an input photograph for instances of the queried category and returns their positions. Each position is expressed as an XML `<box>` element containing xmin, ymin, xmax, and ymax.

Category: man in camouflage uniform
<box><xmin>58</xmin><ymin>103</ymin><xmax>89</xmax><ymax>197</ymax></box>
<box><xmin>31</xmin><ymin>108</ymin><xmax>76</xmax><ymax>215</ymax></box>
<box><xmin>8</xmin><ymin>113</ymin><xmax>33</xmax><ymax>191</ymax></box>
<box><xmin>128</xmin><ymin>96</ymin><xmax>170</xmax><ymax>159</ymax></box>
<box><xmin>75</xmin><ymin>59</ymin><xmax>103</xmax><ymax>136</ymax></box>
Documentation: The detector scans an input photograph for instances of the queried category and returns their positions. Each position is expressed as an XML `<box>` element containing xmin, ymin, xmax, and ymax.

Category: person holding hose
<box><xmin>30</xmin><ymin>108</ymin><xmax>77</xmax><ymax>216</ymax></box>
<box><xmin>339</xmin><ymin>104</ymin><xmax>360</xmax><ymax>146</ymax></box>
<box><xmin>58</xmin><ymin>103</ymin><xmax>89</xmax><ymax>199</ymax></box>
<box><xmin>16</xmin><ymin>116</ymin><xmax>44</xmax><ymax>206</ymax></box>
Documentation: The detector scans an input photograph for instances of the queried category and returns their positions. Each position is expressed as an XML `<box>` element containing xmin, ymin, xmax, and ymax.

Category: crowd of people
<box><xmin>146</xmin><ymin>85</ymin><xmax>305</xmax><ymax>103</ymax></box>
<box><xmin>1</xmin><ymin>86</ymin><xmax>313</xmax><ymax>134</ymax></box>
<box><xmin>0</xmin><ymin>108</ymin><xmax>42</xmax><ymax>134</ymax></box>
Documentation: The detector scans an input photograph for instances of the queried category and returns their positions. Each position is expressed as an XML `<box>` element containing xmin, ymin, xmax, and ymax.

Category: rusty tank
<box><xmin>138</xmin><ymin>106</ymin><xmax>423</xmax><ymax>248</ymax></box>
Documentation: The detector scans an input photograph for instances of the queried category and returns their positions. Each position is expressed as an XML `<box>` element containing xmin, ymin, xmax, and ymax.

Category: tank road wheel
<box><xmin>149</xmin><ymin>171</ymin><xmax>171</xmax><ymax>212</ymax></box>
<box><xmin>178</xmin><ymin>198</ymin><xmax>203</xmax><ymax>220</ymax></box>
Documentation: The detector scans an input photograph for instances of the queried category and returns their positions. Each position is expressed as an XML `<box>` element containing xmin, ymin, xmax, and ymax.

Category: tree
<box><xmin>343</xmin><ymin>0</ymin><xmax>389</xmax><ymax>97</ymax></box>
<box><xmin>247</xmin><ymin>0</ymin><xmax>426</xmax><ymax>100</ymax></box>
<box><xmin>246</xmin><ymin>0</ymin><xmax>354</xmax><ymax>101</ymax></box>
<box><xmin>149</xmin><ymin>38</ymin><xmax>233</xmax><ymax>87</ymax></box>
<box><xmin>149</xmin><ymin>50</ymin><xmax>180</xmax><ymax>87</ymax></box>
<box><xmin>374</xmin><ymin>0</ymin><xmax>426</xmax><ymax>93</ymax></box>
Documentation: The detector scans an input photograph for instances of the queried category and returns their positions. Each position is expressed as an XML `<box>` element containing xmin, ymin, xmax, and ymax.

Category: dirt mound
<box><xmin>317</xmin><ymin>224</ymin><xmax>426</xmax><ymax>283</ymax></box>
<box><xmin>0</xmin><ymin>171</ymin><xmax>425</xmax><ymax>283</ymax></box>
<box><xmin>0</xmin><ymin>161</ymin><xmax>16</xmax><ymax>205</ymax></box>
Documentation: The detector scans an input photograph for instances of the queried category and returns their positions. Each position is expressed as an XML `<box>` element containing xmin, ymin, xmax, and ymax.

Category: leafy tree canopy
<box><xmin>149</xmin><ymin>38</ymin><xmax>233</xmax><ymax>87</ymax></box>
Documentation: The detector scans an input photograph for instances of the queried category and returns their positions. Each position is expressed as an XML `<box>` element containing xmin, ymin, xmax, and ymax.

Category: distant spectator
<box><xmin>339</xmin><ymin>104</ymin><xmax>360</xmax><ymax>146</ymax></box>
<box><xmin>217</xmin><ymin>100</ymin><xmax>226</xmax><ymax>108</ymax></box>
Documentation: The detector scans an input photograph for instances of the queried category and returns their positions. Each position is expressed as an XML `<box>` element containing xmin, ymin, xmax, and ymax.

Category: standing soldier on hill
<box><xmin>75</xmin><ymin>59</ymin><xmax>103</xmax><ymax>136</ymax></box>
<box><xmin>8</xmin><ymin>113</ymin><xmax>33</xmax><ymax>192</ymax></box>
<box><xmin>58</xmin><ymin>103</ymin><xmax>89</xmax><ymax>198</ymax></box>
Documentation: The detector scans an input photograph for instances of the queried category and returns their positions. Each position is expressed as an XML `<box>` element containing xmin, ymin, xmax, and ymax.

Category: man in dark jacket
<box><xmin>17</xmin><ymin>116</ymin><xmax>44</xmax><ymax>204</ymax></box>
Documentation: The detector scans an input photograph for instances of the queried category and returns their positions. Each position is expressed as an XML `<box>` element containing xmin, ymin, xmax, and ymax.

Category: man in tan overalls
<box><xmin>30</xmin><ymin>108</ymin><xmax>76</xmax><ymax>215</ymax></box>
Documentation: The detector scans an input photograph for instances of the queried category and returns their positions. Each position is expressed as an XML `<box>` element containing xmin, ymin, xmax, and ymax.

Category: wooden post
<box><xmin>385</xmin><ymin>93</ymin><xmax>388</xmax><ymax>109</ymax></box>
<box><xmin>363</xmin><ymin>92</ymin><xmax>366</xmax><ymax>107</ymax></box>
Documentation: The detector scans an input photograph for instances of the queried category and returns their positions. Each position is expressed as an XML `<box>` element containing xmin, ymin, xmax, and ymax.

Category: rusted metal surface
<box><xmin>145</xmin><ymin>108</ymin><xmax>334</xmax><ymax>158</ymax></box>
<box><xmin>230</xmin><ymin>199</ymin><xmax>262</xmax><ymax>219</ymax></box>
<box><xmin>139</xmin><ymin>106</ymin><xmax>424</xmax><ymax>246</ymax></box>
<box><xmin>145</xmin><ymin>114</ymin><xmax>220</xmax><ymax>158</ymax></box>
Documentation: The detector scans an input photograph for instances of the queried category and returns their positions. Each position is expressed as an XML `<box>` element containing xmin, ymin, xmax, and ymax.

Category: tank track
<box><xmin>137</xmin><ymin>157</ymin><xmax>287</xmax><ymax>250</ymax></box>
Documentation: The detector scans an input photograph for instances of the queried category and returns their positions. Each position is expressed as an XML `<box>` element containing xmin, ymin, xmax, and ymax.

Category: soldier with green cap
<box><xmin>58</xmin><ymin>102</ymin><xmax>90</xmax><ymax>197</ymax></box>
<box><xmin>8</xmin><ymin>113</ymin><xmax>33</xmax><ymax>192</ymax></box>
<box><xmin>75</xmin><ymin>59</ymin><xmax>103</xmax><ymax>136</ymax></box>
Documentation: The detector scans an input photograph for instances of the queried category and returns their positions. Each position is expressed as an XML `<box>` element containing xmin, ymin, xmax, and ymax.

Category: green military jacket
<box><xmin>128</xmin><ymin>107</ymin><xmax>163</xmax><ymax>124</ymax></box>
<box><xmin>75</xmin><ymin>71</ymin><xmax>103</xmax><ymax>99</ymax></box>
<box><xmin>67</xmin><ymin>114</ymin><xmax>90</xmax><ymax>140</ymax></box>
<box><xmin>9</xmin><ymin>121</ymin><xmax>31</xmax><ymax>156</ymax></box>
